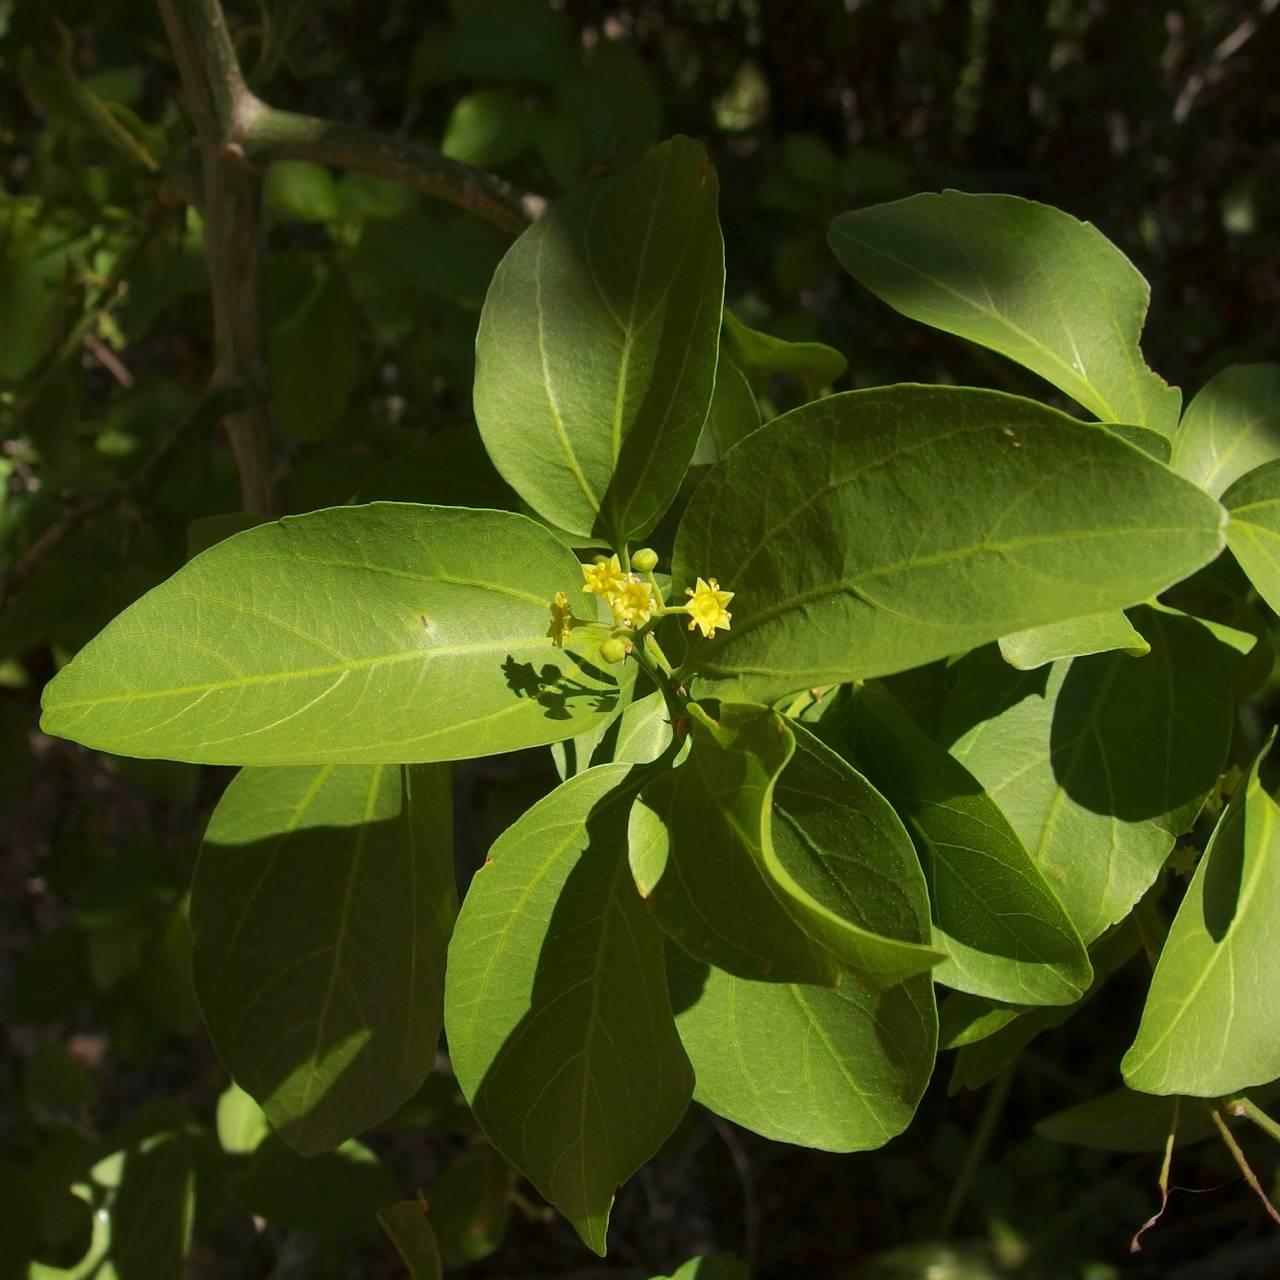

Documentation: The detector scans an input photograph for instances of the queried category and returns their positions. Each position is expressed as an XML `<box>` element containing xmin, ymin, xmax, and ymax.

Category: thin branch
<box><xmin>242</xmin><ymin>105</ymin><xmax>545</xmax><ymax>235</ymax></box>
<box><xmin>0</xmin><ymin>386</ymin><xmax>250</xmax><ymax>615</ymax></box>
<box><xmin>1210</xmin><ymin>1105</ymin><xmax>1280</xmax><ymax>1228</ymax></box>
<box><xmin>1130</xmin><ymin>1099</ymin><xmax>1177</xmax><ymax>1252</ymax></box>
<box><xmin>157</xmin><ymin>0</ymin><xmax>279</xmax><ymax>516</ymax></box>
<box><xmin>939</xmin><ymin>1064</ymin><xmax>1014</xmax><ymax>1236</ymax></box>
<box><xmin>1230</xmin><ymin>1097</ymin><xmax>1280</xmax><ymax>1146</ymax></box>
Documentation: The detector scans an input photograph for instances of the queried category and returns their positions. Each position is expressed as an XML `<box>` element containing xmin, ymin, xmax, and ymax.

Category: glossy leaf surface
<box><xmin>943</xmin><ymin>606</ymin><xmax>1236</xmax><ymax>942</ymax></box>
<box><xmin>674</xmin><ymin>386</ymin><xmax>1224</xmax><ymax>704</ymax></box>
<box><xmin>998</xmin><ymin>610</ymin><xmax>1149</xmax><ymax>670</ymax></box>
<box><xmin>474</xmin><ymin>136</ymin><xmax>723</xmax><ymax>542</ymax></box>
<box><xmin>669</xmin><ymin>949</ymin><xmax>936</xmax><ymax>1151</ymax></box>
<box><xmin>41</xmin><ymin>504</ymin><xmax>630</xmax><ymax>765</ymax></box>
<box><xmin>1223</xmin><ymin>457</ymin><xmax>1280</xmax><ymax>614</ymax></box>
<box><xmin>1171</xmin><ymin>363</ymin><xmax>1280</xmax><ymax>497</ymax></box>
<box><xmin>630</xmin><ymin>704</ymin><xmax>940</xmax><ymax>987</ymax></box>
<box><xmin>193</xmin><ymin>763</ymin><xmax>454</xmax><ymax>1154</ymax></box>
<box><xmin>1123</xmin><ymin>739</ymin><xmax>1280</xmax><ymax>1096</ymax></box>
<box><xmin>722</xmin><ymin>308</ymin><xmax>846</xmax><ymax>395</ymax></box>
<box><xmin>837</xmin><ymin>684</ymin><xmax>1090</xmax><ymax>1004</ymax></box>
<box><xmin>445</xmin><ymin>765</ymin><xmax>692</xmax><ymax>1254</ymax></box>
<box><xmin>830</xmin><ymin>192</ymin><xmax>1180</xmax><ymax>432</ymax></box>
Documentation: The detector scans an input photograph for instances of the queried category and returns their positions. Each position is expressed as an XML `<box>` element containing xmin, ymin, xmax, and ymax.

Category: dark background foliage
<box><xmin>1</xmin><ymin>2</ymin><xmax>1277</xmax><ymax>1277</ymax></box>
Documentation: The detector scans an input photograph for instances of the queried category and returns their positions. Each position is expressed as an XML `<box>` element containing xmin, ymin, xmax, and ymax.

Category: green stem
<box><xmin>1209</xmin><ymin>1105</ymin><xmax>1280</xmax><ymax>1226</ymax></box>
<box><xmin>643</xmin><ymin>632</ymin><xmax>673</xmax><ymax>675</ymax></box>
<box><xmin>939</xmin><ymin>1065</ymin><xmax>1014</xmax><ymax>1236</ymax></box>
<box><xmin>1230</xmin><ymin>1097</ymin><xmax>1280</xmax><ymax>1145</ymax></box>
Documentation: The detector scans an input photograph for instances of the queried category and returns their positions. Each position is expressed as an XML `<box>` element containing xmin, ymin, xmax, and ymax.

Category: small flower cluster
<box><xmin>546</xmin><ymin>548</ymin><xmax>734</xmax><ymax>662</ymax></box>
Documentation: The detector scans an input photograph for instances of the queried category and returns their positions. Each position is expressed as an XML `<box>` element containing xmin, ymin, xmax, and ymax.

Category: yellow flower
<box><xmin>581</xmin><ymin>554</ymin><xmax>625</xmax><ymax>598</ymax></box>
<box><xmin>610</xmin><ymin>577</ymin><xmax>656</xmax><ymax>628</ymax></box>
<box><xmin>684</xmin><ymin>576</ymin><xmax>733</xmax><ymax>638</ymax></box>
<box><xmin>546</xmin><ymin>590</ymin><xmax>574</xmax><ymax>648</ymax></box>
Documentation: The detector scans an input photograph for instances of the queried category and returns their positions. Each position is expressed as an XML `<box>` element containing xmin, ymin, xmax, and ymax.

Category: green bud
<box><xmin>600</xmin><ymin>637</ymin><xmax>628</xmax><ymax>664</ymax></box>
<box><xmin>632</xmin><ymin>547</ymin><xmax>659</xmax><ymax>573</ymax></box>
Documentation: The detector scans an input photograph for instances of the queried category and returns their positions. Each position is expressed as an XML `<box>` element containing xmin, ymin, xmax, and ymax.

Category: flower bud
<box><xmin>632</xmin><ymin>547</ymin><xmax>659</xmax><ymax>573</ymax></box>
<box><xmin>600</xmin><ymin>636</ymin><xmax>629</xmax><ymax>664</ymax></box>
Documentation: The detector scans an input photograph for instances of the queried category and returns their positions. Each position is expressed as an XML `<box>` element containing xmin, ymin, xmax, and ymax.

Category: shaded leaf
<box><xmin>445</xmin><ymin>765</ymin><xmax>692</xmax><ymax>1254</ymax></box>
<box><xmin>830</xmin><ymin>191</ymin><xmax>1180</xmax><ymax>432</ymax></box>
<box><xmin>674</xmin><ymin>386</ymin><xmax>1224</xmax><ymax>705</ymax></box>
<box><xmin>378</xmin><ymin>1201</ymin><xmax>443</xmax><ymax>1280</ymax></box>
<box><xmin>474</xmin><ymin>136</ymin><xmax>724</xmax><ymax>543</ymax></box>
<box><xmin>1036</xmin><ymin>1083</ymin><xmax>1280</xmax><ymax>1153</ymax></box>
<box><xmin>41</xmin><ymin>505</ymin><xmax>630</xmax><ymax>765</ymax></box>
<box><xmin>237</xmin><ymin>1137</ymin><xmax>397</xmax><ymax>1236</ymax></box>
<box><xmin>692</xmin><ymin>356</ymin><xmax>760</xmax><ymax>466</ymax></box>
<box><xmin>630</xmin><ymin>704</ymin><xmax>940</xmax><ymax>987</ymax></box>
<box><xmin>723</xmin><ymin>307</ymin><xmax>846</xmax><ymax>395</ymax></box>
<box><xmin>947</xmin><ymin>919</ymin><xmax>1141</xmax><ymax>1092</ymax></box>
<box><xmin>430</xmin><ymin>1146</ymin><xmax>512</xmax><ymax>1266</ymax></box>
<box><xmin>836</xmin><ymin>683</ymin><xmax>1089</xmax><ymax>1004</ymax></box>
<box><xmin>943</xmin><ymin>606</ymin><xmax>1236</xmax><ymax>942</ymax></box>
<box><xmin>1222</xmin><ymin>457</ymin><xmax>1280</xmax><ymax>614</ymax></box>
<box><xmin>193</xmin><ymin>764</ymin><xmax>454</xmax><ymax>1154</ymax></box>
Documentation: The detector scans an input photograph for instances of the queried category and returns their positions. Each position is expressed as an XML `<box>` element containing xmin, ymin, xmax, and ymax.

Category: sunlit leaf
<box><xmin>830</xmin><ymin>191</ymin><xmax>1180</xmax><ymax>432</ymax></box>
<box><xmin>474</xmin><ymin>136</ymin><xmax>724</xmax><ymax>542</ymax></box>
<box><xmin>675</xmin><ymin>386</ymin><xmax>1223</xmax><ymax>704</ymax></box>
<box><xmin>1123</xmin><ymin>737</ymin><xmax>1280</xmax><ymax>1097</ymax></box>
<box><xmin>41</xmin><ymin>505</ymin><xmax>630</xmax><ymax>765</ymax></box>
<box><xmin>445</xmin><ymin>765</ymin><xmax>691</xmax><ymax>1254</ymax></box>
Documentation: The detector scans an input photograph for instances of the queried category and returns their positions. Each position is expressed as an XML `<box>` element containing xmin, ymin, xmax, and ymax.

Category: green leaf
<box><xmin>553</xmin><ymin>689</ymin><xmax>674</xmax><ymax>780</ymax></box>
<box><xmin>675</xmin><ymin>386</ymin><xmax>1224</xmax><ymax>705</ymax></box>
<box><xmin>629</xmin><ymin>704</ymin><xmax>940</xmax><ymax>987</ymax></box>
<box><xmin>722</xmin><ymin>307</ymin><xmax>846</xmax><ymax>395</ymax></box>
<box><xmin>1223</xmin><ymin>457</ymin><xmax>1280</xmax><ymax>614</ymax></box>
<box><xmin>267</xmin><ymin>261</ymin><xmax>363</xmax><ymax>442</ymax></box>
<box><xmin>652</xmin><ymin>1258</ymin><xmax>747</xmax><ymax>1280</ymax></box>
<box><xmin>430</xmin><ymin>1146</ymin><xmax>512</xmax><ymax>1266</ymax></box>
<box><xmin>109</xmin><ymin>1131</ymin><xmax>196</xmax><ymax>1280</ymax></box>
<box><xmin>669</xmin><ymin>949</ymin><xmax>936</xmax><ymax>1151</ymax></box>
<box><xmin>441</xmin><ymin>89</ymin><xmax>533</xmax><ymax>168</ymax></box>
<box><xmin>998</xmin><ymin>610</ymin><xmax>1149</xmax><ymax>670</ymax></box>
<box><xmin>214</xmin><ymin>1084</ymin><xmax>270</xmax><ymax>1156</ymax></box>
<box><xmin>1036</xmin><ymin>1085</ymin><xmax>1280</xmax><ymax>1153</ymax></box>
<box><xmin>40</xmin><ymin>504</ymin><xmax>630</xmax><ymax>765</ymax></box>
<box><xmin>837</xmin><ymin>684</ymin><xmax>1090</xmax><ymax>1004</ymax></box>
<box><xmin>692</xmin><ymin>356</ymin><xmax>760</xmax><ymax>466</ymax></box>
<box><xmin>1171</xmin><ymin>363</ymin><xmax>1280</xmax><ymax>497</ymax></box>
<box><xmin>947</xmin><ymin>919</ymin><xmax>1141</xmax><ymax>1092</ymax></box>
<box><xmin>356</xmin><ymin>426</ymin><xmax>519</xmax><ymax>510</ymax></box>
<box><xmin>474</xmin><ymin>136</ymin><xmax>724</xmax><ymax>543</ymax></box>
<box><xmin>378</xmin><ymin>1202</ymin><xmax>444</xmax><ymax>1280</ymax></box>
<box><xmin>829</xmin><ymin>192</ymin><xmax>1180</xmax><ymax>433</ymax></box>
<box><xmin>266</xmin><ymin>160</ymin><xmax>342</xmax><ymax>223</ymax></box>
<box><xmin>237</xmin><ymin>1137</ymin><xmax>398</xmax><ymax>1236</ymax></box>
<box><xmin>445</xmin><ymin>765</ymin><xmax>692</xmax><ymax>1255</ymax></box>
<box><xmin>441</xmin><ymin>0</ymin><xmax>577</xmax><ymax>86</ymax></box>
<box><xmin>1123</xmin><ymin>737</ymin><xmax>1280</xmax><ymax>1096</ymax></box>
<box><xmin>942</xmin><ymin>605</ymin><xmax>1237</xmax><ymax>943</ymax></box>
<box><xmin>193</xmin><ymin>763</ymin><xmax>454</xmax><ymax>1155</ymax></box>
